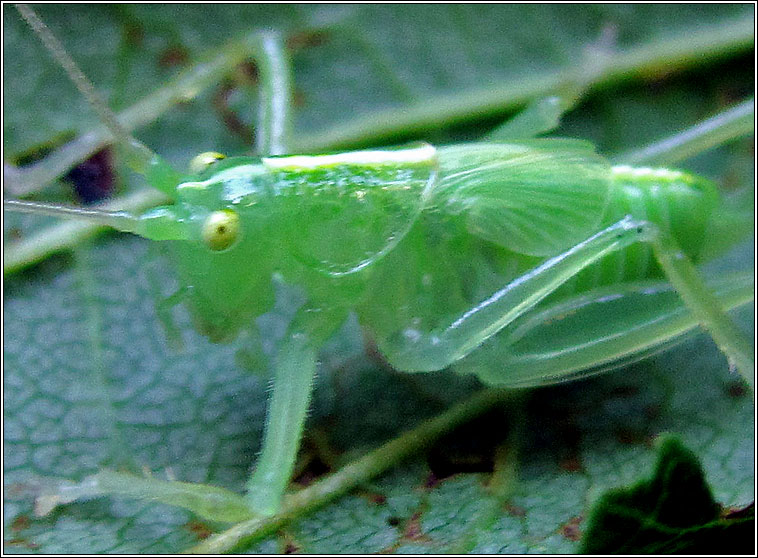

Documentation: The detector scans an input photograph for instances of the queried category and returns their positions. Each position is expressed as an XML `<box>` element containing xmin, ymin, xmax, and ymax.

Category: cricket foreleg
<box><xmin>486</xmin><ymin>96</ymin><xmax>573</xmax><ymax>141</ymax></box>
<box><xmin>28</xmin><ymin>303</ymin><xmax>347</xmax><ymax>523</ymax></box>
<box><xmin>253</xmin><ymin>31</ymin><xmax>293</xmax><ymax>156</ymax></box>
<box><xmin>30</xmin><ymin>470</ymin><xmax>254</xmax><ymax>523</ymax></box>
<box><xmin>244</xmin><ymin>303</ymin><xmax>347</xmax><ymax>516</ymax></box>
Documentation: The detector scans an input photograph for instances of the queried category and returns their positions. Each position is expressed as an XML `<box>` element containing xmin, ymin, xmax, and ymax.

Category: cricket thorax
<box><xmin>250</xmin><ymin>144</ymin><xmax>439</xmax><ymax>276</ymax></box>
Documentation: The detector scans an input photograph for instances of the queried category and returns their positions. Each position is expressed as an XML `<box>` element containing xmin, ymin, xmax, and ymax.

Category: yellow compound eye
<box><xmin>189</xmin><ymin>151</ymin><xmax>226</xmax><ymax>174</ymax></box>
<box><xmin>201</xmin><ymin>209</ymin><xmax>240</xmax><ymax>251</ymax></box>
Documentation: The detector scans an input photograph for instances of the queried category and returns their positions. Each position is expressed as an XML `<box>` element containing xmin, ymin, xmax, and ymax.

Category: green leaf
<box><xmin>3</xmin><ymin>4</ymin><xmax>754</xmax><ymax>554</ymax></box>
<box><xmin>580</xmin><ymin>436</ymin><xmax>754</xmax><ymax>554</ymax></box>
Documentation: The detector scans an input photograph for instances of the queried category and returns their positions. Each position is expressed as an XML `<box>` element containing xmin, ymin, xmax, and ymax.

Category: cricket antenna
<box><xmin>15</xmin><ymin>4</ymin><xmax>182</xmax><ymax>193</ymax></box>
<box><xmin>4</xmin><ymin>199</ymin><xmax>139</xmax><ymax>233</ymax></box>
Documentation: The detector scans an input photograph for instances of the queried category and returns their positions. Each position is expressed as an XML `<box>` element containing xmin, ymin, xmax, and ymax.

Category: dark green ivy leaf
<box><xmin>581</xmin><ymin>436</ymin><xmax>755</xmax><ymax>555</ymax></box>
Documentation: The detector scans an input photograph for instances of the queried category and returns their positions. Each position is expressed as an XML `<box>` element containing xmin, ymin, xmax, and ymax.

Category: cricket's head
<box><xmin>9</xmin><ymin>5</ymin><xmax>276</xmax><ymax>343</ymax></box>
<box><xmin>136</xmin><ymin>153</ymin><xmax>283</xmax><ymax>342</ymax></box>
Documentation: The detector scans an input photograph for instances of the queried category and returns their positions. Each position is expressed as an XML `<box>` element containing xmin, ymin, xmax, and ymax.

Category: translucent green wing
<box><xmin>435</xmin><ymin>141</ymin><xmax>611</xmax><ymax>257</ymax></box>
<box><xmin>263</xmin><ymin>143</ymin><xmax>438</xmax><ymax>276</ymax></box>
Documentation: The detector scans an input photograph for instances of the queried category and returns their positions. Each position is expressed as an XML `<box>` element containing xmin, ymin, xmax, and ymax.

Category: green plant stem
<box><xmin>185</xmin><ymin>388</ymin><xmax>514</xmax><ymax>554</ymax></box>
<box><xmin>615</xmin><ymin>98</ymin><xmax>755</xmax><ymax>166</ymax></box>
<box><xmin>292</xmin><ymin>16</ymin><xmax>753</xmax><ymax>151</ymax></box>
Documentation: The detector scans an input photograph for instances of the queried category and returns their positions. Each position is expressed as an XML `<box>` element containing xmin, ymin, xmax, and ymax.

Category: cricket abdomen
<box><xmin>572</xmin><ymin>165</ymin><xmax>719</xmax><ymax>290</ymax></box>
